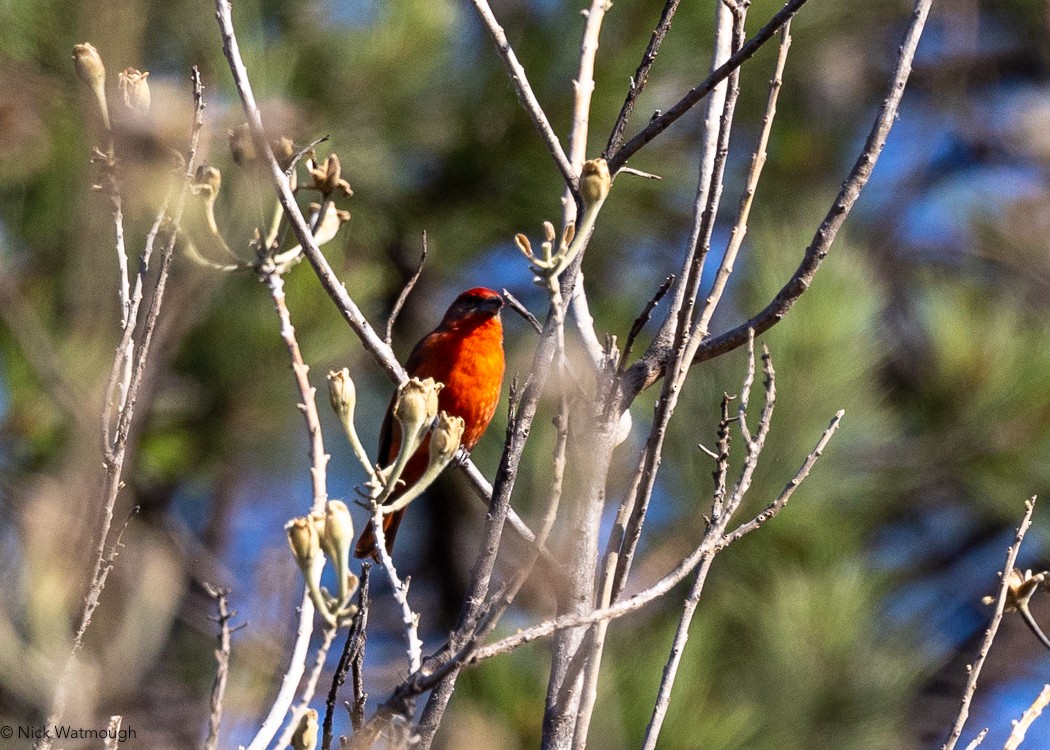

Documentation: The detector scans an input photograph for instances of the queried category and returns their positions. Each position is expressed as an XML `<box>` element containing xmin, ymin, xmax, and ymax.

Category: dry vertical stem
<box><xmin>384</xmin><ymin>232</ymin><xmax>428</xmax><ymax>345</ymax></box>
<box><xmin>276</xmin><ymin>625</ymin><xmax>338</xmax><ymax>750</ymax></box>
<box><xmin>38</xmin><ymin>67</ymin><xmax>206</xmax><ymax>750</ymax></box>
<box><xmin>245</xmin><ymin>265</ymin><xmax>332</xmax><ymax>750</ymax></box>
<box><xmin>604</xmin><ymin>0</ymin><xmax>684</xmax><ymax>157</ymax></box>
<box><xmin>322</xmin><ymin>564</ymin><xmax>370</xmax><ymax>749</ymax></box>
<box><xmin>693</xmin><ymin>19</ymin><xmax>792</xmax><ymax>340</ymax></box>
<box><xmin>941</xmin><ymin>497</ymin><xmax>1038</xmax><ymax>750</ymax></box>
<box><xmin>203</xmin><ymin>583</ymin><xmax>236</xmax><ymax>750</ymax></box>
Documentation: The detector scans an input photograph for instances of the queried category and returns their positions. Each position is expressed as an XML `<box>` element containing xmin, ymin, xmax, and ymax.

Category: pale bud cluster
<box><xmin>515</xmin><ymin>158</ymin><xmax>611</xmax><ymax>284</ymax></box>
<box><xmin>285</xmin><ymin>500</ymin><xmax>359</xmax><ymax>625</ymax></box>
<box><xmin>324</xmin><ymin>370</ymin><xmax>464</xmax><ymax>524</ymax></box>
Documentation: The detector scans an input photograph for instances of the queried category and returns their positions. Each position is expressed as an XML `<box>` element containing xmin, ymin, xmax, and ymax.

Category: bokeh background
<box><xmin>3</xmin><ymin>0</ymin><xmax>1050</xmax><ymax>747</ymax></box>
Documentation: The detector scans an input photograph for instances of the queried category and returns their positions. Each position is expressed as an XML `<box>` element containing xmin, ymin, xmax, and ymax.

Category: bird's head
<box><xmin>439</xmin><ymin>287</ymin><xmax>504</xmax><ymax>330</ymax></box>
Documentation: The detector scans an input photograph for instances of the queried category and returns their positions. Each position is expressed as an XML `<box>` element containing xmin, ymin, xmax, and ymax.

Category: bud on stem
<box><xmin>72</xmin><ymin>43</ymin><xmax>110</xmax><ymax>131</ymax></box>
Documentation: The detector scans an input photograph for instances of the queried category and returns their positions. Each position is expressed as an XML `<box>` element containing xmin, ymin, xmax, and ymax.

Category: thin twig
<box><xmin>563</xmin><ymin>0</ymin><xmax>613</xmax><ymax>369</ymax></box>
<box><xmin>384</xmin><ymin>233</ymin><xmax>427</xmax><ymax>345</ymax></box>
<box><xmin>502</xmin><ymin>289</ymin><xmax>543</xmax><ymax>334</ymax></box>
<box><xmin>964</xmin><ymin>729</ymin><xmax>988</xmax><ymax>750</ymax></box>
<box><xmin>275</xmin><ymin>625</ymin><xmax>338</xmax><ymax>750</ymax></box>
<box><xmin>640</xmin><ymin>554</ymin><xmax>716</xmax><ymax>750</ymax></box>
<box><xmin>618</xmin><ymin>274</ymin><xmax>674</xmax><ymax>374</ymax></box>
<box><xmin>243</xmin><ymin>267</ymin><xmax>332</xmax><ymax>750</ymax></box>
<box><xmin>468</xmin><ymin>404</ymin><xmax>840</xmax><ymax>665</ymax></box>
<box><xmin>323</xmin><ymin>564</ymin><xmax>370</xmax><ymax>749</ymax></box>
<box><xmin>693</xmin><ymin>19</ymin><xmax>792</xmax><ymax>342</ymax></box>
<box><xmin>604</xmin><ymin>0</ymin><xmax>683</xmax><ymax>158</ymax></box>
<box><xmin>372</xmin><ymin>505</ymin><xmax>422</xmax><ymax>676</ymax></box>
<box><xmin>719</xmin><ymin>410</ymin><xmax>845</xmax><ymax>549</ymax></box>
<box><xmin>941</xmin><ymin>497</ymin><xmax>1038</xmax><ymax>750</ymax></box>
<box><xmin>38</xmin><ymin>68</ymin><xmax>205</xmax><ymax>750</ymax></box>
<box><xmin>607</xmin><ymin>0</ymin><xmax>809</xmax><ymax>172</ymax></box>
<box><xmin>683</xmin><ymin>0</ymin><xmax>933</xmax><ymax>371</ymax></box>
<box><xmin>1003</xmin><ymin>684</ymin><xmax>1050</xmax><ymax>750</ymax></box>
<box><xmin>203</xmin><ymin>583</ymin><xmax>235</xmax><ymax>750</ymax></box>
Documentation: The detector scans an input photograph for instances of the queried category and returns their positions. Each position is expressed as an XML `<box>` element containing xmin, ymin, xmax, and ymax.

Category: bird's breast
<box><xmin>412</xmin><ymin>319</ymin><xmax>504</xmax><ymax>451</ymax></box>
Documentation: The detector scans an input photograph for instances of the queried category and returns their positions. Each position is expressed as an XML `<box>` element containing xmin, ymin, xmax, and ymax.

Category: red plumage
<box><xmin>354</xmin><ymin>287</ymin><xmax>506</xmax><ymax>560</ymax></box>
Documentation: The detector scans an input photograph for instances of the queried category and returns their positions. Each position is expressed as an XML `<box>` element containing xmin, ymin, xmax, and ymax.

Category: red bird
<box><xmin>355</xmin><ymin>287</ymin><xmax>506</xmax><ymax>559</ymax></box>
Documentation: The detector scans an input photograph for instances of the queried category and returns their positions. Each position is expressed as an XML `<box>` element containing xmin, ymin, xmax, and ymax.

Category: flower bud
<box><xmin>194</xmin><ymin>165</ymin><xmax>222</xmax><ymax>198</ymax></box>
<box><xmin>286</xmin><ymin>515</ymin><xmax>320</xmax><ymax>572</ymax></box>
<box><xmin>307</xmin><ymin>154</ymin><xmax>353</xmax><ymax>196</ymax></box>
<box><xmin>272</xmin><ymin>136</ymin><xmax>296</xmax><ymax>171</ymax></box>
<box><xmin>321</xmin><ymin>500</ymin><xmax>354</xmax><ymax>581</ymax></box>
<box><xmin>228</xmin><ymin>123</ymin><xmax>257</xmax><ymax>166</ymax></box>
<box><xmin>118</xmin><ymin>67</ymin><xmax>150</xmax><ymax>115</ymax></box>
<box><xmin>310</xmin><ymin>202</ymin><xmax>351</xmax><ymax>247</ymax></box>
<box><xmin>429</xmin><ymin>411</ymin><xmax>465</xmax><ymax>467</ymax></box>
<box><xmin>327</xmin><ymin>368</ymin><xmax>356</xmax><ymax>420</ymax></box>
<box><xmin>72</xmin><ymin>43</ymin><xmax>105</xmax><ymax>90</ymax></box>
<box><xmin>394</xmin><ymin>377</ymin><xmax>442</xmax><ymax>443</ymax></box>
<box><xmin>291</xmin><ymin>708</ymin><xmax>318</xmax><ymax>750</ymax></box>
<box><xmin>514</xmin><ymin>233</ymin><xmax>534</xmax><ymax>260</ymax></box>
<box><xmin>72</xmin><ymin>43</ymin><xmax>110</xmax><ymax>130</ymax></box>
<box><xmin>579</xmin><ymin>158</ymin><xmax>611</xmax><ymax>207</ymax></box>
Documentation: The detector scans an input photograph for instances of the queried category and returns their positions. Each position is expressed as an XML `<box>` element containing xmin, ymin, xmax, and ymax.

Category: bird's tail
<box><xmin>354</xmin><ymin>509</ymin><xmax>405</xmax><ymax>561</ymax></box>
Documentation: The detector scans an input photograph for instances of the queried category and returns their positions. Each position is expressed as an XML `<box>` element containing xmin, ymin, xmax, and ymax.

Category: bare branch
<box><xmin>964</xmin><ymin>729</ymin><xmax>988</xmax><ymax>750</ymax></box>
<box><xmin>941</xmin><ymin>497</ymin><xmax>1039</xmax><ymax>750</ymax></box>
<box><xmin>607</xmin><ymin>0</ymin><xmax>808</xmax><ymax>172</ymax></box>
<box><xmin>385</xmin><ymin>233</ymin><xmax>427</xmax><ymax>346</ymax></box>
<box><xmin>39</xmin><ymin>67</ymin><xmax>205</xmax><ymax>750</ymax></box>
<box><xmin>618</xmin><ymin>274</ymin><xmax>674</xmax><ymax>375</ymax></box>
<box><xmin>276</xmin><ymin>625</ymin><xmax>338</xmax><ymax>750</ymax></box>
<box><xmin>640</xmin><ymin>553</ymin><xmax>716</xmax><ymax>750</ymax></box>
<box><xmin>1003</xmin><ymin>684</ymin><xmax>1050</xmax><ymax>750</ymax></box>
<box><xmin>693</xmin><ymin>19</ymin><xmax>792</xmax><ymax>341</ymax></box>
<box><xmin>719</xmin><ymin>409</ymin><xmax>845</xmax><ymax>549</ymax></box>
<box><xmin>371</xmin><ymin>505</ymin><xmax>423</xmax><ymax>676</ymax></box>
<box><xmin>604</xmin><ymin>0</ymin><xmax>683</xmax><ymax>158</ymax></box>
<box><xmin>245</xmin><ymin>200</ymin><xmax>336</xmax><ymax>750</ymax></box>
<box><xmin>502</xmin><ymin>288</ymin><xmax>543</xmax><ymax>334</ymax></box>
<box><xmin>686</xmin><ymin>0</ymin><xmax>933</xmax><ymax>370</ymax></box>
<box><xmin>202</xmin><ymin>583</ymin><xmax>235</xmax><ymax>750</ymax></box>
<box><xmin>469</xmin><ymin>0</ymin><xmax>577</xmax><ymax>195</ymax></box>
<box><xmin>323</xmin><ymin>564</ymin><xmax>370</xmax><ymax>749</ymax></box>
